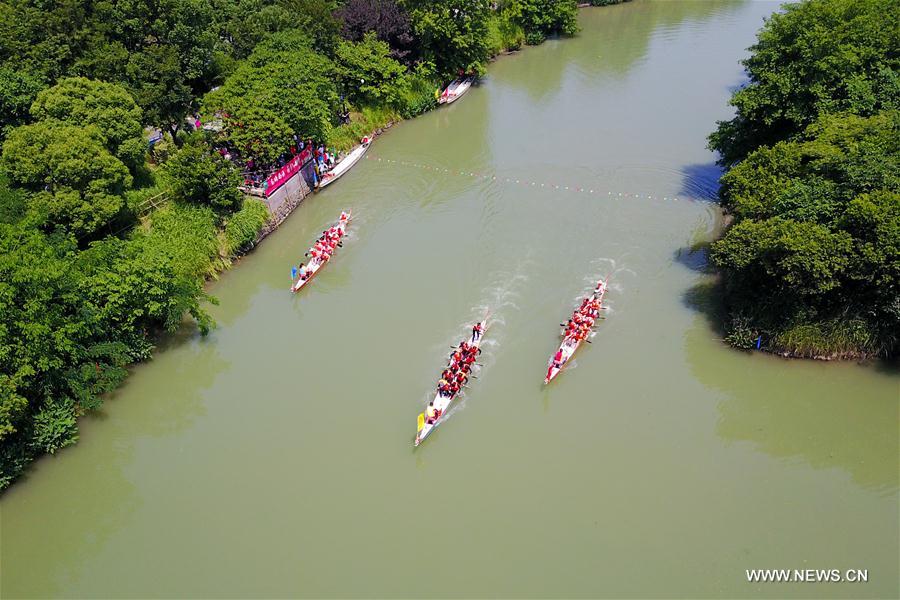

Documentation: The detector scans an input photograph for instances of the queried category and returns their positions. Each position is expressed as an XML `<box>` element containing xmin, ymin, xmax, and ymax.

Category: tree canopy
<box><xmin>337</xmin><ymin>0</ymin><xmax>418</xmax><ymax>63</ymax></box>
<box><xmin>31</xmin><ymin>78</ymin><xmax>146</xmax><ymax>171</ymax></box>
<box><xmin>402</xmin><ymin>0</ymin><xmax>492</xmax><ymax>75</ymax></box>
<box><xmin>1</xmin><ymin>122</ymin><xmax>131</xmax><ymax>238</ymax></box>
<box><xmin>164</xmin><ymin>134</ymin><xmax>244</xmax><ymax>214</ymax></box>
<box><xmin>0</xmin><ymin>67</ymin><xmax>42</xmax><ymax>143</ymax></box>
<box><xmin>336</xmin><ymin>33</ymin><xmax>409</xmax><ymax>107</ymax></box>
<box><xmin>204</xmin><ymin>30</ymin><xmax>339</xmax><ymax>165</ymax></box>
<box><xmin>501</xmin><ymin>0</ymin><xmax>579</xmax><ymax>45</ymax></box>
<box><xmin>709</xmin><ymin>0</ymin><xmax>900</xmax><ymax>167</ymax></box>
<box><xmin>709</xmin><ymin>0</ymin><xmax>900</xmax><ymax>358</ymax></box>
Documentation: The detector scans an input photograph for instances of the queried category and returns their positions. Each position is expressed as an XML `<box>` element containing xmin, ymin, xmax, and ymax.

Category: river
<box><xmin>2</xmin><ymin>1</ymin><xmax>898</xmax><ymax>598</ymax></box>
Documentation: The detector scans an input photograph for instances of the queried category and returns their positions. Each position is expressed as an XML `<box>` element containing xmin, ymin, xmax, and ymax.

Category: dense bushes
<box><xmin>486</xmin><ymin>12</ymin><xmax>526</xmax><ymax>54</ymax></box>
<box><xmin>709</xmin><ymin>0</ymin><xmax>900</xmax><ymax>358</ymax></box>
<box><xmin>163</xmin><ymin>135</ymin><xmax>244</xmax><ymax>215</ymax></box>
<box><xmin>503</xmin><ymin>0</ymin><xmax>579</xmax><ymax>45</ymax></box>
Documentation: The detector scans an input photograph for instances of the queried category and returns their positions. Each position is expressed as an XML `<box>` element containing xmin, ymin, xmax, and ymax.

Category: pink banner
<box><xmin>265</xmin><ymin>147</ymin><xmax>312</xmax><ymax>197</ymax></box>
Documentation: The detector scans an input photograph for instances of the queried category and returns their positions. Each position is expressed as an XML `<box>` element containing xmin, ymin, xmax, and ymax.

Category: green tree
<box><xmin>277</xmin><ymin>0</ymin><xmax>341</xmax><ymax>55</ymax></box>
<box><xmin>205</xmin><ymin>30</ymin><xmax>339</xmax><ymax>163</ymax></box>
<box><xmin>719</xmin><ymin>111</ymin><xmax>900</xmax><ymax>223</ymax></box>
<box><xmin>501</xmin><ymin>0</ymin><xmax>579</xmax><ymax>44</ymax></box>
<box><xmin>123</xmin><ymin>44</ymin><xmax>196</xmax><ymax>142</ymax></box>
<box><xmin>0</xmin><ymin>0</ymin><xmax>227</xmax><ymax>136</ymax></box>
<box><xmin>30</xmin><ymin>78</ymin><xmax>146</xmax><ymax>171</ymax></box>
<box><xmin>164</xmin><ymin>135</ymin><xmax>244</xmax><ymax>214</ymax></box>
<box><xmin>0</xmin><ymin>67</ymin><xmax>44</xmax><ymax>142</ymax></box>
<box><xmin>0</xmin><ymin>224</ymin><xmax>126</xmax><ymax>459</ymax></box>
<box><xmin>335</xmin><ymin>33</ymin><xmax>409</xmax><ymax>107</ymax></box>
<box><xmin>208</xmin><ymin>0</ymin><xmax>295</xmax><ymax>62</ymax></box>
<box><xmin>712</xmin><ymin>217</ymin><xmax>853</xmax><ymax>299</ymax></box>
<box><xmin>712</xmin><ymin>112</ymin><xmax>899</xmax><ymax>356</ymax></box>
<box><xmin>839</xmin><ymin>190</ymin><xmax>900</xmax><ymax>338</ymax></box>
<box><xmin>709</xmin><ymin>0</ymin><xmax>900</xmax><ymax>166</ymax></box>
<box><xmin>1</xmin><ymin>122</ymin><xmax>131</xmax><ymax>237</ymax></box>
<box><xmin>0</xmin><ymin>172</ymin><xmax>26</xmax><ymax>224</ymax></box>
<box><xmin>402</xmin><ymin>0</ymin><xmax>491</xmax><ymax>76</ymax></box>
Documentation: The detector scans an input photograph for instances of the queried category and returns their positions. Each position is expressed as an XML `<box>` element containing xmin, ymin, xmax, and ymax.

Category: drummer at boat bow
<box><xmin>426</xmin><ymin>402</ymin><xmax>441</xmax><ymax>425</ymax></box>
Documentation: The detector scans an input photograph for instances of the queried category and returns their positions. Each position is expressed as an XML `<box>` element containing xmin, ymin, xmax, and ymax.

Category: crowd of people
<box><xmin>293</xmin><ymin>211</ymin><xmax>349</xmax><ymax>284</ymax></box>
<box><xmin>182</xmin><ymin>113</ymin><xmax>348</xmax><ymax>192</ymax></box>
<box><xmin>425</xmin><ymin>322</ymin><xmax>485</xmax><ymax>425</ymax></box>
<box><xmin>313</xmin><ymin>146</ymin><xmax>337</xmax><ymax>180</ymax></box>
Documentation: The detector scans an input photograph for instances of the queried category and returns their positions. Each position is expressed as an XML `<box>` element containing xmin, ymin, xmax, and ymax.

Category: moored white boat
<box><xmin>290</xmin><ymin>210</ymin><xmax>351</xmax><ymax>293</ymax></box>
<box><xmin>415</xmin><ymin>311</ymin><xmax>490</xmax><ymax>447</ymax></box>
<box><xmin>544</xmin><ymin>278</ymin><xmax>608</xmax><ymax>383</ymax></box>
<box><xmin>316</xmin><ymin>137</ymin><xmax>371</xmax><ymax>190</ymax></box>
<box><xmin>438</xmin><ymin>77</ymin><xmax>475</xmax><ymax>105</ymax></box>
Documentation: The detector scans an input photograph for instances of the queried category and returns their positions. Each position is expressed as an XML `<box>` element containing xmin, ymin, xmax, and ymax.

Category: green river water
<box><xmin>2</xmin><ymin>1</ymin><xmax>898</xmax><ymax>598</ymax></box>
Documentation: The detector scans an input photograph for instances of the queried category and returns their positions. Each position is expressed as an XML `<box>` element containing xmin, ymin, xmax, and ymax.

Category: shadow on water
<box><xmin>679</xmin><ymin>162</ymin><xmax>723</xmax><ymax>202</ymax></box>
<box><xmin>681</xmin><ymin>276</ymin><xmax>727</xmax><ymax>334</ymax></box>
<box><xmin>678</xmin><ymin>231</ymin><xmax>899</xmax><ymax>494</ymax></box>
<box><xmin>683</xmin><ymin>291</ymin><xmax>900</xmax><ymax>493</ymax></box>
<box><xmin>675</xmin><ymin>244</ymin><xmax>711</xmax><ymax>274</ymax></box>
<box><xmin>0</xmin><ymin>438</ymin><xmax>141</xmax><ymax>598</ymax></box>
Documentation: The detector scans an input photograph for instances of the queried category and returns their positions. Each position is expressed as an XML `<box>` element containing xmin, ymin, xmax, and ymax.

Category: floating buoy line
<box><xmin>365</xmin><ymin>154</ymin><xmax>713</xmax><ymax>204</ymax></box>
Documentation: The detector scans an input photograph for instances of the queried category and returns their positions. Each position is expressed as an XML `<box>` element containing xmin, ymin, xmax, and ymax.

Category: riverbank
<box><xmin>3</xmin><ymin>2</ymin><xmax>897</xmax><ymax>595</ymax></box>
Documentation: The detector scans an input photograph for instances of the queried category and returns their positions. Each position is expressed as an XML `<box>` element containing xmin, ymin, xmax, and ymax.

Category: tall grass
<box><xmin>772</xmin><ymin>318</ymin><xmax>881</xmax><ymax>359</ymax></box>
<box><xmin>140</xmin><ymin>204</ymin><xmax>220</xmax><ymax>279</ymax></box>
<box><xmin>486</xmin><ymin>13</ymin><xmax>526</xmax><ymax>55</ymax></box>
<box><xmin>224</xmin><ymin>198</ymin><xmax>270</xmax><ymax>255</ymax></box>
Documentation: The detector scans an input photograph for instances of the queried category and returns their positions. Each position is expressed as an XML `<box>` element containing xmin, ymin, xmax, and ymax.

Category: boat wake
<box><xmin>417</xmin><ymin>261</ymin><xmax>531</xmax><ymax>429</ymax></box>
